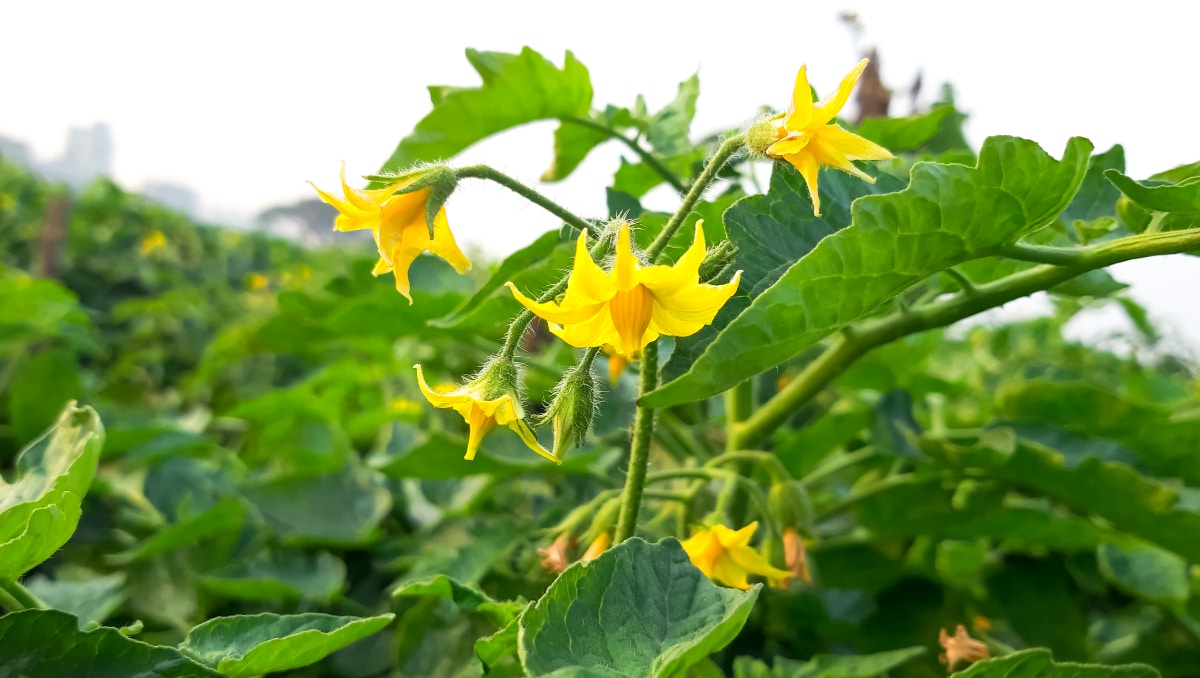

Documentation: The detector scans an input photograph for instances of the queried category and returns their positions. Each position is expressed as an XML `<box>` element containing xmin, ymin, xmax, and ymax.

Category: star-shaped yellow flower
<box><xmin>681</xmin><ymin>522</ymin><xmax>792</xmax><ymax>590</ymax></box>
<box><xmin>764</xmin><ymin>60</ymin><xmax>894</xmax><ymax>217</ymax></box>
<box><xmin>413</xmin><ymin>364</ymin><xmax>557</xmax><ymax>464</ymax></box>
<box><xmin>506</xmin><ymin>222</ymin><xmax>740</xmax><ymax>360</ymax></box>
<box><xmin>310</xmin><ymin>164</ymin><xmax>471</xmax><ymax>303</ymax></box>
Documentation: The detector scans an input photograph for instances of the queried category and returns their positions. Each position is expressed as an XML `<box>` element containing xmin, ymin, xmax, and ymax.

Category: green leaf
<box><xmin>476</xmin><ymin>617</ymin><xmax>520</xmax><ymax>672</ymax></box>
<box><xmin>201</xmin><ymin>550</ymin><xmax>345</xmax><ymax>602</ymax></box>
<box><xmin>379</xmin><ymin>47</ymin><xmax>592</xmax><ymax>174</ymax></box>
<box><xmin>520</xmin><ymin>538</ymin><xmax>759</xmax><ymax>678</ymax></box>
<box><xmin>0</xmin><ymin>403</ymin><xmax>103</xmax><ymax>580</ymax></box>
<box><xmin>950</xmin><ymin>648</ymin><xmax>1160</xmax><ymax>677</ymax></box>
<box><xmin>732</xmin><ymin>646</ymin><xmax>926</xmax><ymax>677</ymax></box>
<box><xmin>923</xmin><ymin>430</ymin><xmax>1200</xmax><ymax>562</ymax></box>
<box><xmin>644</xmin><ymin>136</ymin><xmax>1093</xmax><ymax>407</ymax></box>
<box><xmin>0</xmin><ymin>609</ymin><xmax>219</xmax><ymax>677</ymax></box>
<box><xmin>25</xmin><ymin>570</ymin><xmax>125</xmax><ymax>627</ymax></box>
<box><xmin>179</xmin><ymin>612</ymin><xmax>395</xmax><ymax>677</ymax></box>
<box><xmin>1064</xmin><ymin>145</ymin><xmax>1125</xmax><ymax>223</ymax></box>
<box><xmin>1105</xmin><ymin>169</ymin><xmax>1200</xmax><ymax>213</ymax></box>
<box><xmin>241</xmin><ymin>463</ymin><xmax>391</xmax><ymax>547</ymax></box>
<box><xmin>997</xmin><ymin>380</ymin><xmax>1200</xmax><ymax>482</ymax></box>
<box><xmin>108</xmin><ymin>497</ymin><xmax>244</xmax><ymax>564</ymax></box>
<box><xmin>855</xmin><ymin>104</ymin><xmax>961</xmax><ymax>153</ymax></box>
<box><xmin>646</xmin><ymin>75</ymin><xmax>699</xmax><ymax>156</ymax></box>
<box><xmin>392</xmin><ymin>574</ymin><xmax>522</xmax><ymax>627</ymax></box>
<box><xmin>544</xmin><ymin>117</ymin><xmax>613</xmax><ymax>182</ymax></box>
<box><xmin>1098</xmin><ymin>538</ymin><xmax>1189</xmax><ymax>606</ymax></box>
<box><xmin>8</xmin><ymin>347</ymin><xmax>83</xmax><ymax>445</ymax></box>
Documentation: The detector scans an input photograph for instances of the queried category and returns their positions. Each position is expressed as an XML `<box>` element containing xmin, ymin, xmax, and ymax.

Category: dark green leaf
<box><xmin>1097</xmin><ymin>539</ymin><xmax>1189</xmax><ymax>606</ymax></box>
<box><xmin>392</xmin><ymin>574</ymin><xmax>522</xmax><ymax>626</ymax></box>
<box><xmin>1064</xmin><ymin>145</ymin><xmax>1125</xmax><ymax>223</ymax></box>
<box><xmin>241</xmin><ymin>463</ymin><xmax>391</xmax><ymax>546</ymax></box>
<box><xmin>544</xmin><ymin>118</ymin><xmax>613</xmax><ymax>182</ymax></box>
<box><xmin>379</xmin><ymin>47</ymin><xmax>592</xmax><ymax>174</ymax></box>
<box><xmin>108</xmin><ymin>498</ymin><xmax>243</xmax><ymax>564</ymax></box>
<box><xmin>855</xmin><ymin>104</ymin><xmax>961</xmax><ymax>153</ymax></box>
<box><xmin>645</xmin><ymin>136</ymin><xmax>1092</xmax><ymax>407</ymax></box>
<box><xmin>520</xmin><ymin>538</ymin><xmax>759</xmax><ymax>678</ymax></box>
<box><xmin>0</xmin><ymin>609</ymin><xmax>218</xmax><ymax>677</ymax></box>
<box><xmin>646</xmin><ymin>75</ymin><xmax>699</xmax><ymax>156</ymax></box>
<box><xmin>201</xmin><ymin>550</ymin><xmax>345</xmax><ymax>602</ymax></box>
<box><xmin>179</xmin><ymin>612</ymin><xmax>394</xmax><ymax>677</ymax></box>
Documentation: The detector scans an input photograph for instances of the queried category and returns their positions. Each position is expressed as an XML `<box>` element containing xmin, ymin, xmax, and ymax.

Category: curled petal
<box><xmin>548</xmin><ymin>304</ymin><xmax>621</xmax><ymax>349</ymax></box>
<box><xmin>817</xmin><ymin>124</ymin><xmax>895</xmax><ymax>161</ymax></box>
<box><xmin>812</xmin><ymin>59</ymin><xmax>869</xmax><ymax>126</ymax></box>
<box><xmin>781</xmin><ymin>151</ymin><xmax>823</xmax><ymax>217</ymax></box>
<box><xmin>611</xmin><ymin>223</ymin><xmax>641</xmax><ymax>291</ymax></box>
<box><xmin>427</xmin><ymin>208</ymin><xmax>472</xmax><ymax>274</ymax></box>
<box><xmin>566</xmin><ymin>229</ymin><xmax>616</xmax><ymax>305</ymax></box>
<box><xmin>505</xmin><ymin>417</ymin><xmax>561</xmax><ymax>464</ymax></box>
<box><xmin>413</xmin><ymin>364</ymin><xmax>472</xmax><ymax>408</ymax></box>
<box><xmin>639</xmin><ymin>222</ymin><xmax>708</xmax><ymax>295</ymax></box>
<box><xmin>766</xmin><ymin>134</ymin><xmax>811</xmax><ymax>158</ymax></box>
<box><xmin>506</xmin><ymin>282</ymin><xmax>607</xmax><ymax>325</ymax></box>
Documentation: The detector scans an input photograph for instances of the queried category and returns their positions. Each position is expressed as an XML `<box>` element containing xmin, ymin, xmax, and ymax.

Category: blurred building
<box><xmin>40</xmin><ymin>122</ymin><xmax>114</xmax><ymax>188</ymax></box>
<box><xmin>0</xmin><ymin>135</ymin><xmax>32</xmax><ymax>165</ymax></box>
<box><xmin>255</xmin><ymin>197</ymin><xmax>348</xmax><ymax>248</ymax></box>
<box><xmin>143</xmin><ymin>181</ymin><xmax>198</xmax><ymax>217</ymax></box>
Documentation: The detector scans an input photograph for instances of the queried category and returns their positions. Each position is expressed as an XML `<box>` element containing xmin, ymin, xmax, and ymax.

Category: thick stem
<box><xmin>0</xmin><ymin>579</ymin><xmax>45</xmax><ymax>611</ymax></box>
<box><xmin>614</xmin><ymin>342</ymin><xmax>659</xmax><ymax>542</ymax></box>
<box><xmin>560</xmin><ymin>116</ymin><xmax>687</xmax><ymax>193</ymax></box>
<box><xmin>645</xmin><ymin>134</ymin><xmax>746</xmax><ymax>261</ymax></box>
<box><xmin>723</xmin><ymin>381</ymin><xmax>753</xmax><ymax>452</ymax></box>
<box><xmin>456</xmin><ymin>165</ymin><xmax>595</xmax><ymax>234</ymax></box>
<box><xmin>733</xmin><ymin>228</ymin><xmax>1200</xmax><ymax>449</ymax></box>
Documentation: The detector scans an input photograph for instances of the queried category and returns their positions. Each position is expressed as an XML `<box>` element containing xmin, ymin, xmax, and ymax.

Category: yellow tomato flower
<box><xmin>138</xmin><ymin>230</ymin><xmax>167</xmax><ymax>256</ymax></box>
<box><xmin>764</xmin><ymin>60</ymin><xmax>894</xmax><ymax>217</ymax></box>
<box><xmin>413</xmin><ymin>364</ymin><xmax>557</xmax><ymax>464</ymax></box>
<box><xmin>247</xmin><ymin>273</ymin><xmax>270</xmax><ymax>290</ymax></box>
<box><xmin>310</xmin><ymin>163</ymin><xmax>470</xmax><ymax>303</ymax></box>
<box><xmin>506</xmin><ymin>222</ymin><xmax>740</xmax><ymax>359</ymax></box>
<box><xmin>681</xmin><ymin>522</ymin><xmax>792</xmax><ymax>590</ymax></box>
<box><xmin>602</xmin><ymin>345</ymin><xmax>627</xmax><ymax>385</ymax></box>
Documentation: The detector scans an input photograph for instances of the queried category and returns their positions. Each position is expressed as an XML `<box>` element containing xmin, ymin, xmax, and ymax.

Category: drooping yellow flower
<box><xmin>310</xmin><ymin>164</ymin><xmax>470</xmax><ymax>303</ymax></box>
<box><xmin>413</xmin><ymin>364</ymin><xmax>557</xmax><ymax>463</ymax></box>
<box><xmin>581</xmin><ymin>532</ymin><xmax>610</xmax><ymax>563</ymax></box>
<box><xmin>764</xmin><ymin>60</ymin><xmax>894</xmax><ymax>217</ymax></box>
<box><xmin>681</xmin><ymin>522</ymin><xmax>792</xmax><ymax>590</ymax></box>
<box><xmin>506</xmin><ymin>222</ymin><xmax>740</xmax><ymax>360</ymax></box>
<box><xmin>602</xmin><ymin>345</ymin><xmax>627</xmax><ymax>385</ymax></box>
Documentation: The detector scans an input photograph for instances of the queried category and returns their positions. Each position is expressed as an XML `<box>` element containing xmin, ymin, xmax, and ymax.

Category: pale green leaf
<box><xmin>950</xmin><ymin>648</ymin><xmax>1159</xmax><ymax>677</ymax></box>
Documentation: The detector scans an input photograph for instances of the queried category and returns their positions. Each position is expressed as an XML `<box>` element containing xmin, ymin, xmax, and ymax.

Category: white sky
<box><xmin>3</xmin><ymin>0</ymin><xmax>1199</xmax><ymax>348</ymax></box>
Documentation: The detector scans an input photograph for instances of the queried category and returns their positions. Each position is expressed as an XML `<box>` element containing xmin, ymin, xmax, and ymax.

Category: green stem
<box><xmin>456</xmin><ymin>165</ymin><xmax>595</xmax><ymax>234</ymax></box>
<box><xmin>800</xmin><ymin>446</ymin><xmax>882</xmax><ymax>487</ymax></box>
<box><xmin>723</xmin><ymin>381</ymin><xmax>753</xmax><ymax>452</ymax></box>
<box><xmin>732</xmin><ymin>228</ymin><xmax>1200</xmax><ymax>449</ymax></box>
<box><xmin>706</xmin><ymin>450</ymin><xmax>789</xmax><ymax>481</ymax></box>
<box><xmin>0</xmin><ymin>579</ymin><xmax>46</xmax><ymax>611</ymax></box>
<box><xmin>942</xmin><ymin>267</ymin><xmax>977</xmax><ymax>295</ymax></box>
<box><xmin>499</xmin><ymin>236</ymin><xmax>614</xmax><ymax>361</ymax></box>
<box><xmin>814</xmin><ymin>475</ymin><xmax>922</xmax><ymax>521</ymax></box>
<box><xmin>560</xmin><ymin>117</ymin><xmax>687</xmax><ymax>193</ymax></box>
<box><xmin>645</xmin><ymin>134</ymin><xmax>746</xmax><ymax>261</ymax></box>
<box><xmin>614</xmin><ymin>341</ymin><xmax>659</xmax><ymax>543</ymax></box>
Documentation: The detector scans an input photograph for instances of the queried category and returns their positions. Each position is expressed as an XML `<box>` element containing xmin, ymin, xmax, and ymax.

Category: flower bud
<box><xmin>745</xmin><ymin>117</ymin><xmax>783</xmax><ymax>156</ymax></box>
<box><xmin>536</xmin><ymin>361</ymin><xmax>600</xmax><ymax>460</ymax></box>
<box><xmin>581</xmin><ymin>532</ymin><xmax>611</xmax><ymax>563</ymax></box>
<box><xmin>768</xmin><ymin>480</ymin><xmax>815</xmax><ymax>536</ymax></box>
<box><xmin>698</xmin><ymin>240</ymin><xmax>739</xmax><ymax>284</ymax></box>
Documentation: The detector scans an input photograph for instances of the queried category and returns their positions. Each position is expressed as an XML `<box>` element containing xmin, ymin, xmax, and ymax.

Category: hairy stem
<box><xmin>732</xmin><ymin>228</ymin><xmax>1200</xmax><ymax>449</ymax></box>
<box><xmin>645</xmin><ymin>134</ymin><xmax>746</xmax><ymax>261</ymax></box>
<box><xmin>615</xmin><ymin>342</ymin><xmax>659</xmax><ymax>543</ymax></box>
<box><xmin>457</xmin><ymin>165</ymin><xmax>595</xmax><ymax>234</ymax></box>
<box><xmin>560</xmin><ymin>116</ymin><xmax>687</xmax><ymax>193</ymax></box>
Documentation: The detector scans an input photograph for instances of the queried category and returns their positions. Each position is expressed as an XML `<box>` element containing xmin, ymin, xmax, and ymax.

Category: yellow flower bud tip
<box><xmin>310</xmin><ymin>162</ymin><xmax>471</xmax><ymax>302</ymax></box>
<box><xmin>138</xmin><ymin>230</ymin><xmax>167</xmax><ymax>256</ymax></box>
<box><xmin>538</xmin><ymin>534</ymin><xmax>574</xmax><ymax>574</ymax></box>
<box><xmin>680</xmin><ymin>522</ymin><xmax>792</xmax><ymax>590</ymax></box>
<box><xmin>412</xmin><ymin>362</ymin><xmax>558</xmax><ymax>464</ymax></box>
<box><xmin>581</xmin><ymin>532</ymin><xmax>611</xmax><ymax>563</ymax></box>
<box><xmin>603</xmin><ymin>345</ymin><xmax>629</xmax><ymax>386</ymax></box>
<box><xmin>764</xmin><ymin>60</ymin><xmax>895</xmax><ymax>217</ymax></box>
<box><xmin>507</xmin><ymin>222</ymin><xmax>740</xmax><ymax>357</ymax></box>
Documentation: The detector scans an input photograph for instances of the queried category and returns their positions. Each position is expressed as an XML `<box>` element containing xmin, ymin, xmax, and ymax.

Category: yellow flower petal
<box><xmin>782</xmin><ymin>151</ymin><xmax>823</xmax><ymax>217</ymax></box>
<box><xmin>638</xmin><ymin>222</ymin><xmax>707</xmax><ymax>294</ymax></box>
<box><xmin>786</xmin><ymin>65</ymin><xmax>813</xmax><ymax>130</ymax></box>
<box><xmin>612</xmin><ymin>223</ymin><xmax>641</xmax><ymax>291</ymax></box>
<box><xmin>427</xmin><ymin>207</ymin><xmax>472</xmax><ymax>274</ymax></box>
<box><xmin>817</xmin><ymin>124</ymin><xmax>895</xmax><ymax>161</ymax></box>
<box><xmin>811</xmin><ymin>58</ymin><xmax>869</xmax><ymax>126</ymax></box>
<box><xmin>567</xmin><ymin>229</ymin><xmax>617</xmax><ymax>304</ymax></box>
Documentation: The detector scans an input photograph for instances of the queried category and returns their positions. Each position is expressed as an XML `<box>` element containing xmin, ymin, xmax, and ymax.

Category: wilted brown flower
<box><xmin>782</xmin><ymin>528</ymin><xmax>813</xmax><ymax>587</ymax></box>
<box><xmin>538</xmin><ymin>534</ymin><xmax>573</xmax><ymax>574</ymax></box>
<box><xmin>939</xmin><ymin>624</ymin><xmax>990</xmax><ymax>673</ymax></box>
